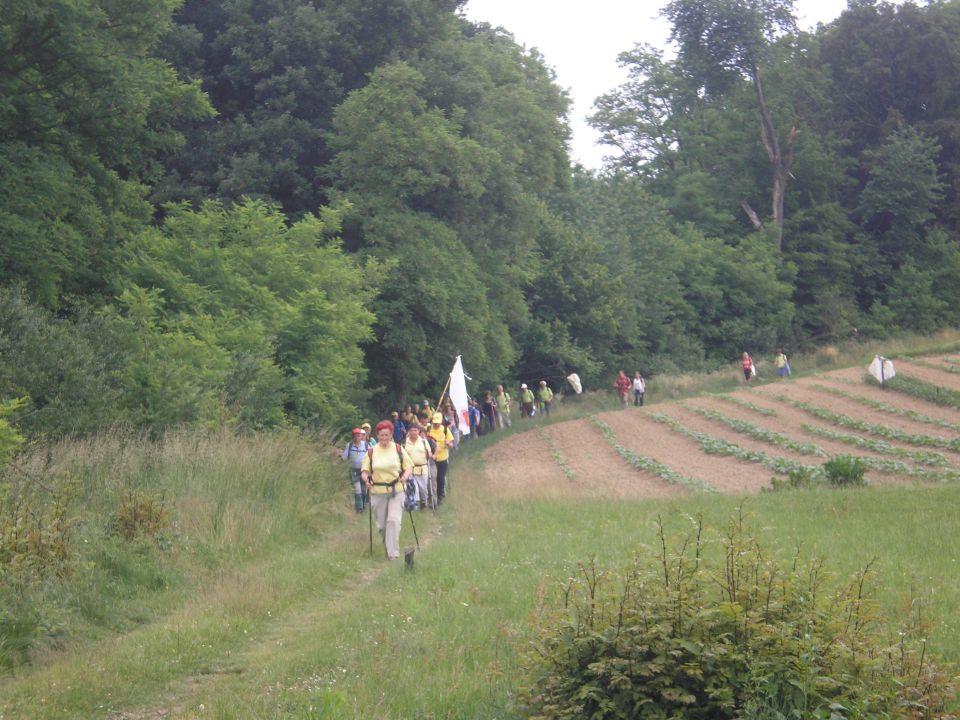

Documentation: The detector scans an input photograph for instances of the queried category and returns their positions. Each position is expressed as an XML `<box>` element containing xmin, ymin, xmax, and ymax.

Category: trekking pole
<box><xmin>406</xmin><ymin>507</ymin><xmax>420</xmax><ymax>550</ymax></box>
<box><xmin>368</xmin><ymin>486</ymin><xmax>373</xmax><ymax>556</ymax></box>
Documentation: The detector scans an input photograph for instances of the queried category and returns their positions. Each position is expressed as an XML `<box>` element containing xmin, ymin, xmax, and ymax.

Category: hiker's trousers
<box><xmin>370</xmin><ymin>492</ymin><xmax>404</xmax><ymax>560</ymax></box>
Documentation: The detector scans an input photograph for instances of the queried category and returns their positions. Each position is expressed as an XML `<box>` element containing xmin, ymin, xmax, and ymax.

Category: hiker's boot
<box><xmin>419</xmin><ymin>500</ymin><xmax>425</xmax><ymax>510</ymax></box>
<box><xmin>355</xmin><ymin>494</ymin><xmax>364</xmax><ymax>513</ymax></box>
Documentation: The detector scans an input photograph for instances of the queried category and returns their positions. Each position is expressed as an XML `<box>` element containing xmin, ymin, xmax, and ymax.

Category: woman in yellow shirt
<box><xmin>361</xmin><ymin>420</ymin><xmax>413</xmax><ymax>560</ymax></box>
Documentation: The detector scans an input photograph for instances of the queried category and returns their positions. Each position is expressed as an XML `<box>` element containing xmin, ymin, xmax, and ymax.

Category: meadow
<box><xmin>1</xmin><ymin>334</ymin><xmax>960</xmax><ymax>718</ymax></box>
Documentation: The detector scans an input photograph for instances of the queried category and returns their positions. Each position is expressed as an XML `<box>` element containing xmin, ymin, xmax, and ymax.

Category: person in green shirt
<box><xmin>495</xmin><ymin>384</ymin><xmax>512</xmax><ymax>428</ymax></box>
<box><xmin>519</xmin><ymin>383</ymin><xmax>535</xmax><ymax>418</ymax></box>
<box><xmin>537</xmin><ymin>380</ymin><xmax>554</xmax><ymax>417</ymax></box>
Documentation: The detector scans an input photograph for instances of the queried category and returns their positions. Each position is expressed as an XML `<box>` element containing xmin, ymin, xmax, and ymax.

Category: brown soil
<box><xmin>482</xmin><ymin>354</ymin><xmax>960</xmax><ymax>499</ymax></box>
<box><xmin>600</xmin><ymin>409</ymin><xmax>775</xmax><ymax>494</ymax></box>
<box><xmin>890</xmin><ymin>358</ymin><xmax>960</xmax><ymax>393</ymax></box>
<box><xmin>543</xmin><ymin>420</ymin><xmax>685</xmax><ymax>499</ymax></box>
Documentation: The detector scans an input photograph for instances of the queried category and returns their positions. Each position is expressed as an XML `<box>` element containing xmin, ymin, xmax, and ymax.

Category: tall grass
<box><xmin>0</xmin><ymin>428</ymin><xmax>343</xmax><ymax>671</ymax></box>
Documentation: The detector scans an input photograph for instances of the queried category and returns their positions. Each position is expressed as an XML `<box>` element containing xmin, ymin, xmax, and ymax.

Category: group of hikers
<box><xmin>337</xmin><ymin>380</ymin><xmax>557</xmax><ymax>560</ymax></box>
<box><xmin>614</xmin><ymin>370</ymin><xmax>647</xmax><ymax>408</ymax></box>
<box><xmin>740</xmin><ymin>348</ymin><xmax>791</xmax><ymax>382</ymax></box>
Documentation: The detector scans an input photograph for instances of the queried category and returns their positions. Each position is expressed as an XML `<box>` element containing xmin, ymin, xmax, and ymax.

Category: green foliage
<box><xmin>515</xmin><ymin>515</ymin><xmax>955</xmax><ymax>719</ymax></box>
<box><xmin>119</xmin><ymin>199</ymin><xmax>375</xmax><ymax>429</ymax></box>
<box><xmin>0</xmin><ymin>399</ymin><xmax>25</xmax><ymax>468</ymax></box>
<box><xmin>0</xmin><ymin>287</ymin><xmax>136</xmax><ymax>438</ymax></box>
<box><xmin>822</xmin><ymin>455</ymin><xmax>867</xmax><ymax>487</ymax></box>
<box><xmin>0</xmin><ymin>0</ymin><xmax>212</xmax><ymax>309</ymax></box>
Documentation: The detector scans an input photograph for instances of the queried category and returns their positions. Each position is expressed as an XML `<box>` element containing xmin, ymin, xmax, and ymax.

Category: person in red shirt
<box><xmin>741</xmin><ymin>352</ymin><xmax>755</xmax><ymax>382</ymax></box>
<box><xmin>614</xmin><ymin>370</ymin><xmax>631</xmax><ymax>408</ymax></box>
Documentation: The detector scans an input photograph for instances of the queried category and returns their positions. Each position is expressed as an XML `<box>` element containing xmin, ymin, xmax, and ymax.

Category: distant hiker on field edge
<box><xmin>741</xmin><ymin>352</ymin><xmax>755</xmax><ymax>383</ymax></box>
<box><xmin>775</xmin><ymin>348</ymin><xmax>791</xmax><ymax>378</ymax></box>
<box><xmin>615</xmin><ymin>370</ymin><xmax>631</xmax><ymax>408</ymax></box>
<box><xmin>632</xmin><ymin>371</ymin><xmax>646</xmax><ymax>406</ymax></box>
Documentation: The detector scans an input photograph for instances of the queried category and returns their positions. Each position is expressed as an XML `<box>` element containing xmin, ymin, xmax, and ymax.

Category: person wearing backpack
<box><xmin>404</xmin><ymin>423</ymin><xmax>434</xmax><ymax>510</ymax></box>
<box><xmin>632</xmin><ymin>372</ymin><xmax>646</xmax><ymax>407</ymax></box>
<box><xmin>340</xmin><ymin>427</ymin><xmax>369</xmax><ymax>513</ymax></box>
<box><xmin>361</xmin><ymin>420</ymin><xmax>413</xmax><ymax>560</ymax></box>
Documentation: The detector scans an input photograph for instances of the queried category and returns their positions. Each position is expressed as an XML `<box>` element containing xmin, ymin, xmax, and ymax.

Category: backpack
<box><xmin>366</xmin><ymin>443</ymin><xmax>407</xmax><ymax>496</ymax></box>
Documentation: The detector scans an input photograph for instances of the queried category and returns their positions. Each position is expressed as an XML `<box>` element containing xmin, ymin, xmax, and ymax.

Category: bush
<box><xmin>823</xmin><ymin>455</ymin><xmax>867</xmax><ymax>486</ymax></box>
<box><xmin>515</xmin><ymin>514</ymin><xmax>956</xmax><ymax>719</ymax></box>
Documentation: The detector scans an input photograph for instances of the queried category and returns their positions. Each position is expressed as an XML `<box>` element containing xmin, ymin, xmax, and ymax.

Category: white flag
<box><xmin>449</xmin><ymin>356</ymin><xmax>471</xmax><ymax>436</ymax></box>
<box><xmin>868</xmin><ymin>356</ymin><xmax>896</xmax><ymax>384</ymax></box>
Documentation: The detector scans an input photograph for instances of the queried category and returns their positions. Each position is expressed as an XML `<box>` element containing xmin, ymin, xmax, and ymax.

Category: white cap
<box><xmin>520</xmin><ymin>383</ymin><xmax>527</xmax><ymax>389</ymax></box>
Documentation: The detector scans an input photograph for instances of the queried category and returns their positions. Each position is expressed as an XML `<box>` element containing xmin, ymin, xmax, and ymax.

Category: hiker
<box><xmin>519</xmin><ymin>383</ymin><xmax>535</xmax><ymax>418</ymax></box>
<box><xmin>361</xmin><ymin>420</ymin><xmax>413</xmax><ymax>561</ymax></box>
<box><xmin>775</xmin><ymin>349</ymin><xmax>791</xmax><ymax>378</ymax></box>
<box><xmin>495</xmin><ymin>384</ymin><xmax>512</xmax><ymax>428</ymax></box>
<box><xmin>632</xmin><ymin>371</ymin><xmax>646</xmax><ymax>407</ymax></box>
<box><xmin>443</xmin><ymin>401</ymin><xmax>460</xmax><ymax>449</ymax></box>
<box><xmin>426</xmin><ymin>413</ymin><xmax>454</xmax><ymax>503</ymax></box>
<box><xmin>467</xmin><ymin>397</ymin><xmax>482</xmax><ymax>437</ymax></box>
<box><xmin>360</xmin><ymin>421</ymin><xmax>372</xmax><ymax>443</ymax></box>
<box><xmin>537</xmin><ymin>380</ymin><xmax>554</xmax><ymax>417</ymax></box>
<box><xmin>340</xmin><ymin>427</ymin><xmax>369</xmax><ymax>513</ymax></box>
<box><xmin>482</xmin><ymin>391</ymin><xmax>497</xmax><ymax>433</ymax></box>
<box><xmin>391</xmin><ymin>410</ymin><xmax>407</xmax><ymax>443</ymax></box>
<box><xmin>404</xmin><ymin>423</ymin><xmax>434</xmax><ymax>510</ymax></box>
<box><xmin>614</xmin><ymin>370</ymin><xmax>631</xmax><ymax>408</ymax></box>
<box><xmin>741</xmin><ymin>352</ymin><xmax>755</xmax><ymax>382</ymax></box>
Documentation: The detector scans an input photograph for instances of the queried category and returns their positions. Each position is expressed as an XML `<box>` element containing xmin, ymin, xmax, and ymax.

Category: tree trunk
<box><xmin>751</xmin><ymin>65</ymin><xmax>796</xmax><ymax>251</ymax></box>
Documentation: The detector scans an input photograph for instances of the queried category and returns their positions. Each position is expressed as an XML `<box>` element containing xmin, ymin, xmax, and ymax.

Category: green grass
<box><xmin>4</xmin><ymin>331</ymin><xmax>960</xmax><ymax>717</ymax></box>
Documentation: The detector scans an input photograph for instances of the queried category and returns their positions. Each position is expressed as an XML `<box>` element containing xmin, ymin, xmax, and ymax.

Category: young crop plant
<box><xmin>649</xmin><ymin>413</ymin><xmax>824</xmax><ymax>480</ymax></box>
<box><xmin>801</xmin><ymin>423</ymin><xmax>951</xmax><ymax>467</ymax></box>
<box><xmin>538</xmin><ymin>428</ymin><xmax>576</xmax><ymax>483</ymax></box>
<box><xmin>822</xmin><ymin>455</ymin><xmax>867</xmax><ymax>486</ymax></box>
<box><xmin>776</xmin><ymin>395</ymin><xmax>960</xmax><ymax>452</ymax></box>
<box><xmin>866</xmin><ymin>373</ymin><xmax>960</xmax><ymax>409</ymax></box>
<box><xmin>515</xmin><ymin>515</ymin><xmax>956</xmax><ymax>719</ymax></box>
<box><xmin>686</xmin><ymin>405</ymin><xmax>826</xmax><ymax>456</ymax></box>
<box><xmin>588</xmin><ymin>416</ymin><xmax>714</xmax><ymax>493</ymax></box>
<box><xmin>811</xmin><ymin>384</ymin><xmax>960</xmax><ymax>433</ymax></box>
<box><xmin>712</xmin><ymin>393</ymin><xmax>778</xmax><ymax>416</ymax></box>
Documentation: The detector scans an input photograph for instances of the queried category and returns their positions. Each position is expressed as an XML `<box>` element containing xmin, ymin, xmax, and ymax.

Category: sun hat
<box><xmin>351</xmin><ymin>427</ymin><xmax>362</xmax><ymax>435</ymax></box>
<box><xmin>432</xmin><ymin>413</ymin><xmax>443</xmax><ymax>423</ymax></box>
<box><xmin>520</xmin><ymin>383</ymin><xmax>527</xmax><ymax>389</ymax></box>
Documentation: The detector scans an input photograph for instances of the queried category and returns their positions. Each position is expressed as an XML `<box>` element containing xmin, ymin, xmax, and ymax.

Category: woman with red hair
<box><xmin>361</xmin><ymin>420</ymin><xmax>412</xmax><ymax>560</ymax></box>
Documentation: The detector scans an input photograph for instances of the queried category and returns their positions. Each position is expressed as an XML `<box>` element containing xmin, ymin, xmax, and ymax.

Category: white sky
<box><xmin>462</xmin><ymin>0</ymin><xmax>850</xmax><ymax>168</ymax></box>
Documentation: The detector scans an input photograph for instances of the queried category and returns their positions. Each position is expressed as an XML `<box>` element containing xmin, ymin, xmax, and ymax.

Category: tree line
<box><xmin>2</xmin><ymin>0</ymin><xmax>959</xmax><ymax>438</ymax></box>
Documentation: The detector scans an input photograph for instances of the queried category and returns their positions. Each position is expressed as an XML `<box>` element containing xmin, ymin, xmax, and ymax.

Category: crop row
<box><xmin>538</xmin><ymin>428</ymin><xmax>577</xmax><ymax>482</ymax></box>
<box><xmin>686</xmin><ymin>405</ymin><xmax>825</xmax><ymax>456</ymax></box>
<box><xmin>648</xmin><ymin>413</ymin><xmax>821</xmax><ymax>478</ymax></box>
<box><xmin>588</xmin><ymin>416</ymin><xmax>715</xmax><ymax>493</ymax></box>
<box><xmin>774</xmin><ymin>395</ymin><xmax>960</xmax><ymax>452</ymax></box>
<box><xmin>810</xmin><ymin>383</ymin><xmax>960</xmax><ymax>433</ymax></box>
<box><xmin>800</xmin><ymin>423</ymin><xmax>952</xmax><ymax>467</ymax></box>
<box><xmin>712</xmin><ymin>394</ymin><xmax>778</xmax><ymax>416</ymax></box>
<box><xmin>867</xmin><ymin>373</ymin><xmax>960</xmax><ymax>409</ymax></box>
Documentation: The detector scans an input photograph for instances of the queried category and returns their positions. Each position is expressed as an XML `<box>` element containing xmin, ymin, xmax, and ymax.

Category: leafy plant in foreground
<box><xmin>515</xmin><ymin>514</ymin><xmax>957</xmax><ymax>719</ymax></box>
<box><xmin>822</xmin><ymin>455</ymin><xmax>867</xmax><ymax>487</ymax></box>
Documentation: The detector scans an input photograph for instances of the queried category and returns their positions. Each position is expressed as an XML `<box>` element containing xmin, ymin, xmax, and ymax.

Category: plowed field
<box><xmin>484</xmin><ymin>354</ymin><xmax>960</xmax><ymax>497</ymax></box>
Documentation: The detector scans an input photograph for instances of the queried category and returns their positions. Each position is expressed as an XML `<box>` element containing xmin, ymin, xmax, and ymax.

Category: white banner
<box><xmin>868</xmin><ymin>356</ymin><xmax>896</xmax><ymax>384</ymax></box>
<box><xmin>449</xmin><ymin>355</ymin><xmax>471</xmax><ymax>436</ymax></box>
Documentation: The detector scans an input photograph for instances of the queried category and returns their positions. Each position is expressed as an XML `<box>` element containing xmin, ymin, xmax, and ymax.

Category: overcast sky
<box><xmin>462</xmin><ymin>0</ymin><xmax>850</xmax><ymax>168</ymax></box>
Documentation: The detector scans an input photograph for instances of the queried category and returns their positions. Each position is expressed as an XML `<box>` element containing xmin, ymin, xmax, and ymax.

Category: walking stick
<box><xmin>407</xmin><ymin>507</ymin><xmax>420</xmax><ymax>550</ymax></box>
<box><xmin>368</xmin><ymin>487</ymin><xmax>373</xmax><ymax>556</ymax></box>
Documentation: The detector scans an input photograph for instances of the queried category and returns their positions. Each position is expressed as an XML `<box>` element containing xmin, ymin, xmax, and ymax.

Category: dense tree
<box><xmin>0</xmin><ymin>0</ymin><xmax>211</xmax><ymax>308</ymax></box>
<box><xmin>663</xmin><ymin>0</ymin><xmax>799</xmax><ymax>248</ymax></box>
<box><xmin>154</xmin><ymin>0</ymin><xmax>464</xmax><ymax>217</ymax></box>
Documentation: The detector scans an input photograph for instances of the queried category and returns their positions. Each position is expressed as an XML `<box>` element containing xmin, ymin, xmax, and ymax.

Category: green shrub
<box><xmin>768</xmin><ymin>466</ymin><xmax>818</xmax><ymax>491</ymax></box>
<box><xmin>515</xmin><ymin>515</ymin><xmax>955</xmax><ymax>719</ymax></box>
<box><xmin>823</xmin><ymin>455</ymin><xmax>867</xmax><ymax>486</ymax></box>
<box><xmin>110</xmin><ymin>491</ymin><xmax>169</xmax><ymax>541</ymax></box>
